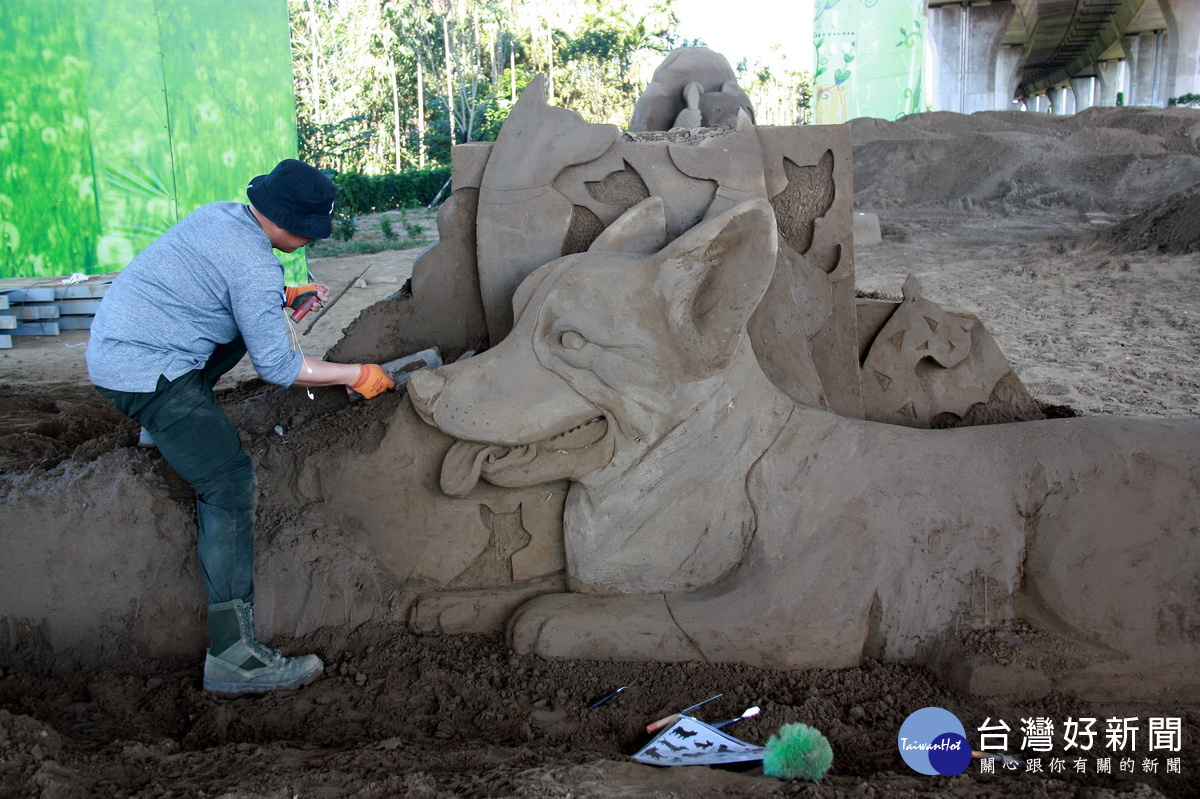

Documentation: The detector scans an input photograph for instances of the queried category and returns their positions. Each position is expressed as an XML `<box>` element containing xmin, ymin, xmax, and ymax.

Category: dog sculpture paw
<box><xmin>507</xmin><ymin>593</ymin><xmax>703</xmax><ymax>662</ymax></box>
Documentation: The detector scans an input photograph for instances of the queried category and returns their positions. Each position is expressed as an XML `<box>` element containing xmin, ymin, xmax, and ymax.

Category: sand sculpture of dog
<box><xmin>408</xmin><ymin>199</ymin><xmax>1200</xmax><ymax>693</ymax></box>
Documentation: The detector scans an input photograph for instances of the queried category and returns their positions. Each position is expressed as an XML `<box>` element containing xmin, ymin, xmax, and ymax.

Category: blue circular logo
<box><xmin>897</xmin><ymin>707</ymin><xmax>971</xmax><ymax>775</ymax></box>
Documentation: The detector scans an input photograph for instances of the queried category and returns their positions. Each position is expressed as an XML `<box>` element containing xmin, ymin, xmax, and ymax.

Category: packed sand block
<box><xmin>2</xmin><ymin>77</ymin><xmax>1197</xmax><ymax>704</ymax></box>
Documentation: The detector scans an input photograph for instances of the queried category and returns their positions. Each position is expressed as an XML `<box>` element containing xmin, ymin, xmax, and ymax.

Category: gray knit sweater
<box><xmin>88</xmin><ymin>202</ymin><xmax>303</xmax><ymax>392</ymax></box>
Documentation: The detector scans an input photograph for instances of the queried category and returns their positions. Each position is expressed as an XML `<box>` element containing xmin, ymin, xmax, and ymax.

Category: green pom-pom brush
<box><xmin>762</xmin><ymin>723</ymin><xmax>833</xmax><ymax>781</ymax></box>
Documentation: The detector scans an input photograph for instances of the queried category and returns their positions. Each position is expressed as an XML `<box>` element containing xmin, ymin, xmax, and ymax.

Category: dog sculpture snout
<box><xmin>407</xmin><ymin>368</ymin><xmax>445</xmax><ymax>423</ymax></box>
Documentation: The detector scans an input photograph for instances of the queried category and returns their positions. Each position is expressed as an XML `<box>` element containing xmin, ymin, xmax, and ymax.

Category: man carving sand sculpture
<box><xmin>408</xmin><ymin>198</ymin><xmax>1200</xmax><ymax>693</ymax></box>
<box><xmin>88</xmin><ymin>159</ymin><xmax>396</xmax><ymax>696</ymax></box>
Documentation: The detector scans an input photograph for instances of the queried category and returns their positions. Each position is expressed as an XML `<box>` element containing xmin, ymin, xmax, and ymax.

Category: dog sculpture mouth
<box><xmin>440</xmin><ymin>416</ymin><xmax>611</xmax><ymax>497</ymax></box>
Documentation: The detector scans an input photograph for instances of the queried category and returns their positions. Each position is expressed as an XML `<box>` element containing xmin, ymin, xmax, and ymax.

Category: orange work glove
<box><xmin>284</xmin><ymin>282</ymin><xmax>326</xmax><ymax>311</ymax></box>
<box><xmin>348</xmin><ymin>364</ymin><xmax>395</xmax><ymax>400</ymax></box>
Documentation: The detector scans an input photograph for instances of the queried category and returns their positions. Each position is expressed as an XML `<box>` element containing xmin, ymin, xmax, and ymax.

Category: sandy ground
<box><xmin>2</xmin><ymin>107</ymin><xmax>1199</xmax><ymax>798</ymax></box>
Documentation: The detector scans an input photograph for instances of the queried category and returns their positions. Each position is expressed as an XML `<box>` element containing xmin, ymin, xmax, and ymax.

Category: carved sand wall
<box><xmin>858</xmin><ymin>277</ymin><xmax>1043</xmax><ymax>428</ymax></box>
<box><xmin>381</xmin><ymin>72</ymin><xmax>1037</xmax><ymax>425</ymax></box>
<box><xmin>328</xmin><ymin>58</ymin><xmax>1040</xmax><ymax>429</ymax></box>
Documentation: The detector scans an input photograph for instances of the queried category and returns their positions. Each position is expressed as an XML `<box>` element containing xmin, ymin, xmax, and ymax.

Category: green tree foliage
<box><xmin>332</xmin><ymin>166</ymin><xmax>452</xmax><ymax>216</ymax></box>
<box><xmin>289</xmin><ymin>0</ymin><xmax>816</xmax><ymax>206</ymax></box>
<box><xmin>735</xmin><ymin>57</ymin><xmax>814</xmax><ymax>126</ymax></box>
<box><xmin>551</xmin><ymin>2</ymin><xmax>674</xmax><ymax>125</ymax></box>
<box><xmin>288</xmin><ymin>0</ymin><xmax>682</xmax><ymax>176</ymax></box>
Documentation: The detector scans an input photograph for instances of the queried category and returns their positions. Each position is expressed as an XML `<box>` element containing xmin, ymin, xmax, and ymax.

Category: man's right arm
<box><xmin>294</xmin><ymin>357</ymin><xmax>394</xmax><ymax>399</ymax></box>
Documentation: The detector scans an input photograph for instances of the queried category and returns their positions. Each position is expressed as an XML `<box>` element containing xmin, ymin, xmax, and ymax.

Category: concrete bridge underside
<box><xmin>927</xmin><ymin>0</ymin><xmax>1200</xmax><ymax>113</ymax></box>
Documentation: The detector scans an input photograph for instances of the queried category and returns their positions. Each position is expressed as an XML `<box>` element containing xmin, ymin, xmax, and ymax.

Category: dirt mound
<box><xmin>852</xmin><ymin>106</ymin><xmax>1200</xmax><ymax>216</ymax></box>
<box><xmin>0</xmin><ymin>381</ymin><xmax>134</xmax><ymax>474</ymax></box>
<box><xmin>1065</xmin><ymin>105</ymin><xmax>1200</xmax><ymax>154</ymax></box>
<box><xmin>1107</xmin><ymin>185</ymin><xmax>1200</xmax><ymax>254</ymax></box>
<box><xmin>1</xmin><ymin>624</ymin><xmax>1194</xmax><ymax>798</ymax></box>
<box><xmin>850</xmin><ymin>109</ymin><xmax>1072</xmax><ymax>144</ymax></box>
<box><xmin>0</xmin><ymin>377</ymin><xmax>372</xmax><ymax>477</ymax></box>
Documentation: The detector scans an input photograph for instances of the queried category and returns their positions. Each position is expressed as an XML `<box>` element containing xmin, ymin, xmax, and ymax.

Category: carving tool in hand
<box><xmin>347</xmin><ymin>347</ymin><xmax>443</xmax><ymax>403</ymax></box>
<box><xmin>290</xmin><ymin>293</ymin><xmax>320</xmax><ymax>322</ymax></box>
<box><xmin>301</xmin><ymin>262</ymin><xmax>374</xmax><ymax>335</ymax></box>
<box><xmin>645</xmin><ymin>693</ymin><xmax>723</xmax><ymax>734</ymax></box>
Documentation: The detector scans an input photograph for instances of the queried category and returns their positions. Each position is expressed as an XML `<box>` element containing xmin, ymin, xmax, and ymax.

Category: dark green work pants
<box><xmin>96</xmin><ymin>338</ymin><xmax>255</xmax><ymax>606</ymax></box>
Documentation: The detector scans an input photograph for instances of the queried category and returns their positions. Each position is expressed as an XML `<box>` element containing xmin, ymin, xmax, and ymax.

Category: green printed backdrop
<box><xmin>813</xmin><ymin>0</ymin><xmax>925</xmax><ymax>124</ymax></box>
<box><xmin>0</xmin><ymin>0</ymin><xmax>304</xmax><ymax>280</ymax></box>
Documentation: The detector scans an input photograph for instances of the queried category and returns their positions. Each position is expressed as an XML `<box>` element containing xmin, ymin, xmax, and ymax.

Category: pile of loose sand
<box><xmin>1108</xmin><ymin>185</ymin><xmax>1200</xmax><ymax>254</ymax></box>
<box><xmin>850</xmin><ymin>106</ymin><xmax>1200</xmax><ymax>215</ymax></box>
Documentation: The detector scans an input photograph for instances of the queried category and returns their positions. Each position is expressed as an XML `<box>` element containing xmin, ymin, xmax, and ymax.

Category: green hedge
<box><xmin>331</xmin><ymin>166</ymin><xmax>452</xmax><ymax>218</ymax></box>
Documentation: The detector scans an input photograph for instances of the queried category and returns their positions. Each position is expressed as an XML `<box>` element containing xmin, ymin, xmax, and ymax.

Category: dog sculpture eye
<box><xmin>560</xmin><ymin>331</ymin><xmax>587</xmax><ymax>350</ymax></box>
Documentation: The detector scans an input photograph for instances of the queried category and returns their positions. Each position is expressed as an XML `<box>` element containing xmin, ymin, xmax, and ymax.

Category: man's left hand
<box><xmin>285</xmin><ymin>282</ymin><xmax>329</xmax><ymax>312</ymax></box>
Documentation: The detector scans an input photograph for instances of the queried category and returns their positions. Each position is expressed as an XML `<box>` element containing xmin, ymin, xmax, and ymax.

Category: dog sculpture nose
<box><xmin>407</xmin><ymin>368</ymin><xmax>444</xmax><ymax>419</ymax></box>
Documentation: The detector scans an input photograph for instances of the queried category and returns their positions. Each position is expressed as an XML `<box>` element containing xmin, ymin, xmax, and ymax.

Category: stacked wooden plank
<box><xmin>0</xmin><ymin>294</ymin><xmax>11</xmax><ymax>349</ymax></box>
<box><xmin>0</xmin><ymin>275</ymin><xmax>114</xmax><ymax>348</ymax></box>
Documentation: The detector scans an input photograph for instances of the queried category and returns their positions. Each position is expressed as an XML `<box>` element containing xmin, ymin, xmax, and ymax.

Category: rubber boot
<box><xmin>203</xmin><ymin>599</ymin><xmax>323</xmax><ymax>697</ymax></box>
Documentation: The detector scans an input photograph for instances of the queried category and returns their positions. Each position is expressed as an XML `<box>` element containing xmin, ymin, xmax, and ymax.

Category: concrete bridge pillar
<box><xmin>926</xmin><ymin>0</ymin><xmax>1018</xmax><ymax>112</ymax></box>
<box><xmin>1048</xmin><ymin>85</ymin><xmax>1074</xmax><ymax>115</ymax></box>
<box><xmin>1125</xmin><ymin>30</ymin><xmax>1166</xmax><ymax>106</ymax></box>
<box><xmin>995</xmin><ymin>44</ymin><xmax>1024</xmax><ymax>110</ymax></box>
<box><xmin>1159</xmin><ymin>0</ymin><xmax>1200</xmax><ymax>101</ymax></box>
<box><xmin>1070</xmin><ymin>76</ymin><xmax>1097</xmax><ymax>111</ymax></box>
<box><xmin>1095</xmin><ymin>59</ymin><xmax>1127</xmax><ymax>106</ymax></box>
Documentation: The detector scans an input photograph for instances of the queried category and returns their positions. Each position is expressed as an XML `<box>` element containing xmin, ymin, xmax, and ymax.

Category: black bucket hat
<box><xmin>246</xmin><ymin>159</ymin><xmax>337</xmax><ymax>240</ymax></box>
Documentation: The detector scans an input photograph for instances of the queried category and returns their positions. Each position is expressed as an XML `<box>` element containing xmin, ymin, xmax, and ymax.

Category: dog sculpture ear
<box><xmin>511</xmin><ymin>264</ymin><xmax>555</xmax><ymax>323</ymax></box>
<box><xmin>512</xmin><ymin>197</ymin><xmax>670</xmax><ymax>322</ymax></box>
<box><xmin>588</xmin><ymin>196</ymin><xmax>668</xmax><ymax>255</ymax></box>
<box><xmin>655</xmin><ymin>199</ymin><xmax>778</xmax><ymax>376</ymax></box>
